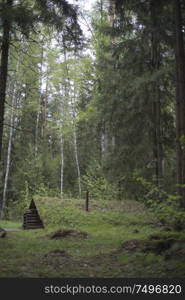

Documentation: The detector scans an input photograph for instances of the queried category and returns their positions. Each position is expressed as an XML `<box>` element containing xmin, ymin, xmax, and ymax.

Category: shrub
<box><xmin>82</xmin><ymin>161</ymin><xmax>118</xmax><ymax>201</ymax></box>
<box><xmin>133</xmin><ymin>173</ymin><xmax>185</xmax><ymax>230</ymax></box>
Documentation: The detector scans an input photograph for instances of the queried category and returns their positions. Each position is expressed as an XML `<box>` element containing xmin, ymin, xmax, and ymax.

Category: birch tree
<box><xmin>35</xmin><ymin>46</ymin><xmax>44</xmax><ymax>157</ymax></box>
<box><xmin>0</xmin><ymin>61</ymin><xmax>19</xmax><ymax>218</ymax></box>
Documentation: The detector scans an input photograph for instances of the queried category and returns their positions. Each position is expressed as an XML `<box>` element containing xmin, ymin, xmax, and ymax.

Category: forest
<box><xmin>0</xmin><ymin>0</ymin><xmax>185</xmax><ymax>279</ymax></box>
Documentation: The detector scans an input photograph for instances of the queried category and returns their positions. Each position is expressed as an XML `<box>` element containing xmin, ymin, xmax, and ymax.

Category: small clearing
<box><xmin>0</xmin><ymin>197</ymin><xmax>185</xmax><ymax>278</ymax></box>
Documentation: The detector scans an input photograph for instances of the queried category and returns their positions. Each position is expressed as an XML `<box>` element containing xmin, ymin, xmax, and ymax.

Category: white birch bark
<box><xmin>1</xmin><ymin>66</ymin><xmax>18</xmax><ymax>218</ymax></box>
<box><xmin>62</xmin><ymin>41</ymin><xmax>82</xmax><ymax>198</ymax></box>
<box><xmin>101</xmin><ymin>124</ymin><xmax>108</xmax><ymax>161</ymax></box>
<box><xmin>35</xmin><ymin>47</ymin><xmax>44</xmax><ymax>156</ymax></box>
<box><xmin>71</xmin><ymin>81</ymin><xmax>82</xmax><ymax>198</ymax></box>
<box><xmin>73</xmin><ymin>125</ymin><xmax>81</xmax><ymax>197</ymax></box>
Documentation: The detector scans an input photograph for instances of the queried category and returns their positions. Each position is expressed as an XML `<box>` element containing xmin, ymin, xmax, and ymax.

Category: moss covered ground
<box><xmin>0</xmin><ymin>197</ymin><xmax>185</xmax><ymax>278</ymax></box>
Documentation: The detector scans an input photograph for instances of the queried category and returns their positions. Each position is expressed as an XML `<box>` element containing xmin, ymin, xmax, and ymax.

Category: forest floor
<box><xmin>0</xmin><ymin>197</ymin><xmax>185</xmax><ymax>278</ymax></box>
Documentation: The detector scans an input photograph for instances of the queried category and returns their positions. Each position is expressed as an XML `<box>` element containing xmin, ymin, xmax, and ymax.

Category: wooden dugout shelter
<box><xmin>23</xmin><ymin>199</ymin><xmax>44</xmax><ymax>230</ymax></box>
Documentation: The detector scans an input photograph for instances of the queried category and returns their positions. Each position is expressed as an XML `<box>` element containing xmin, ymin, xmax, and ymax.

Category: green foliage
<box><xmin>0</xmin><ymin>0</ymin><xmax>181</xmax><ymax>228</ymax></box>
<box><xmin>179</xmin><ymin>135</ymin><xmax>185</xmax><ymax>148</ymax></box>
<box><xmin>145</xmin><ymin>253</ymin><xmax>163</xmax><ymax>264</ymax></box>
<box><xmin>82</xmin><ymin>161</ymin><xmax>118</xmax><ymax>201</ymax></box>
<box><xmin>35</xmin><ymin>183</ymin><xmax>59</xmax><ymax>198</ymax></box>
<box><xmin>133</xmin><ymin>173</ymin><xmax>167</xmax><ymax>202</ymax></box>
<box><xmin>134</xmin><ymin>173</ymin><xmax>185</xmax><ymax>229</ymax></box>
<box><xmin>148</xmin><ymin>194</ymin><xmax>185</xmax><ymax>230</ymax></box>
<box><xmin>7</xmin><ymin>181</ymin><xmax>30</xmax><ymax>220</ymax></box>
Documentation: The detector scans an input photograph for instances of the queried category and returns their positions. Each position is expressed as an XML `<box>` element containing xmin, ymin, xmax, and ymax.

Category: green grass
<box><xmin>0</xmin><ymin>220</ymin><xmax>22</xmax><ymax>229</ymax></box>
<box><xmin>0</xmin><ymin>197</ymin><xmax>185</xmax><ymax>278</ymax></box>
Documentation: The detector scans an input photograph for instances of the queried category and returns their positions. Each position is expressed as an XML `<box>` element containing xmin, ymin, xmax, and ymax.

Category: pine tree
<box><xmin>174</xmin><ymin>0</ymin><xmax>185</xmax><ymax>207</ymax></box>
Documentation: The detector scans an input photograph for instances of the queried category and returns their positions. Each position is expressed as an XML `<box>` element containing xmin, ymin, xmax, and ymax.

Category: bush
<box><xmin>82</xmin><ymin>161</ymin><xmax>118</xmax><ymax>201</ymax></box>
<box><xmin>133</xmin><ymin>173</ymin><xmax>185</xmax><ymax>230</ymax></box>
<box><xmin>34</xmin><ymin>183</ymin><xmax>59</xmax><ymax>198</ymax></box>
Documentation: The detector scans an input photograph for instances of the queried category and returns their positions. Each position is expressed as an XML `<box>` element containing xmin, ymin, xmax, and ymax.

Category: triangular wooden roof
<box><xmin>24</xmin><ymin>199</ymin><xmax>44</xmax><ymax>229</ymax></box>
<box><xmin>29</xmin><ymin>199</ymin><xmax>37</xmax><ymax>210</ymax></box>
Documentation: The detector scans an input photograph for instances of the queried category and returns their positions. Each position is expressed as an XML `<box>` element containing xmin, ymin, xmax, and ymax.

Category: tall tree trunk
<box><xmin>72</xmin><ymin>82</ymin><xmax>81</xmax><ymax>198</ymax></box>
<box><xmin>71</xmin><ymin>64</ymin><xmax>81</xmax><ymax>197</ymax></box>
<box><xmin>73</xmin><ymin>126</ymin><xmax>81</xmax><ymax>198</ymax></box>
<box><xmin>0</xmin><ymin>0</ymin><xmax>13</xmax><ymax>161</ymax></box>
<box><xmin>59</xmin><ymin>40</ymin><xmax>69</xmax><ymax>198</ymax></box>
<box><xmin>174</xmin><ymin>0</ymin><xmax>185</xmax><ymax>207</ymax></box>
<box><xmin>43</xmin><ymin>74</ymin><xmax>48</xmax><ymax>141</ymax></box>
<box><xmin>64</xmin><ymin>39</ymin><xmax>82</xmax><ymax>198</ymax></box>
<box><xmin>0</xmin><ymin>55</ymin><xmax>21</xmax><ymax>218</ymax></box>
<box><xmin>60</xmin><ymin>135</ymin><xmax>64</xmax><ymax>198</ymax></box>
<box><xmin>35</xmin><ymin>47</ymin><xmax>44</xmax><ymax>157</ymax></box>
<box><xmin>150</xmin><ymin>0</ymin><xmax>163</xmax><ymax>187</ymax></box>
<box><xmin>108</xmin><ymin>0</ymin><xmax>116</xmax><ymax>27</ymax></box>
<box><xmin>101</xmin><ymin>122</ymin><xmax>108</xmax><ymax>161</ymax></box>
<box><xmin>1</xmin><ymin>80</ymin><xmax>16</xmax><ymax>219</ymax></box>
